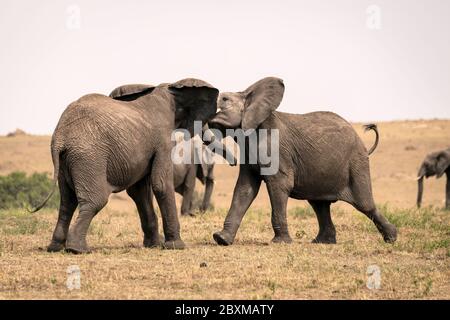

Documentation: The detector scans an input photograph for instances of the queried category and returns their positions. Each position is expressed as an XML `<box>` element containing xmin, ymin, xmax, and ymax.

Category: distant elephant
<box><xmin>172</xmin><ymin>134</ymin><xmax>216</xmax><ymax>215</ymax></box>
<box><xmin>416</xmin><ymin>148</ymin><xmax>450</xmax><ymax>209</ymax></box>
<box><xmin>208</xmin><ymin>77</ymin><xmax>397</xmax><ymax>246</ymax></box>
<box><xmin>33</xmin><ymin>78</ymin><xmax>220</xmax><ymax>253</ymax></box>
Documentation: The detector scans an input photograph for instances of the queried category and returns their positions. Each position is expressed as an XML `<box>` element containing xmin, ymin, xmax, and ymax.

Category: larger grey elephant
<box><xmin>208</xmin><ymin>77</ymin><xmax>398</xmax><ymax>246</ymax></box>
<box><xmin>33</xmin><ymin>78</ymin><xmax>219</xmax><ymax>253</ymax></box>
<box><xmin>416</xmin><ymin>148</ymin><xmax>450</xmax><ymax>209</ymax></box>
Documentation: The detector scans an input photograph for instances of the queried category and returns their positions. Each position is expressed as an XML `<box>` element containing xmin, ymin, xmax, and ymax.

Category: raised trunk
<box><xmin>202</xmin><ymin>128</ymin><xmax>237</xmax><ymax>165</ymax></box>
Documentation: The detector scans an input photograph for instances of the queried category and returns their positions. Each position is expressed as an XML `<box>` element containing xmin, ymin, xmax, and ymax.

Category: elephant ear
<box><xmin>169</xmin><ymin>78</ymin><xmax>219</xmax><ymax>130</ymax></box>
<box><xmin>436</xmin><ymin>150</ymin><xmax>450</xmax><ymax>178</ymax></box>
<box><xmin>109</xmin><ymin>84</ymin><xmax>156</xmax><ymax>101</ymax></box>
<box><xmin>241</xmin><ymin>77</ymin><xmax>285</xmax><ymax>130</ymax></box>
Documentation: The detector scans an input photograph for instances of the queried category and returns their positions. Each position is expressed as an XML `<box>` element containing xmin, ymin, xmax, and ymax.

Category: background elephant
<box><xmin>33</xmin><ymin>78</ymin><xmax>219</xmax><ymax>253</ymax></box>
<box><xmin>172</xmin><ymin>134</ymin><xmax>216</xmax><ymax>216</ymax></box>
<box><xmin>416</xmin><ymin>148</ymin><xmax>450</xmax><ymax>209</ymax></box>
<box><xmin>208</xmin><ymin>77</ymin><xmax>397</xmax><ymax>246</ymax></box>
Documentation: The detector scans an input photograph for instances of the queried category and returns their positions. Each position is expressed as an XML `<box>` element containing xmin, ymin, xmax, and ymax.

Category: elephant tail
<box><xmin>363</xmin><ymin>123</ymin><xmax>379</xmax><ymax>156</ymax></box>
<box><xmin>28</xmin><ymin>143</ymin><xmax>61</xmax><ymax>213</ymax></box>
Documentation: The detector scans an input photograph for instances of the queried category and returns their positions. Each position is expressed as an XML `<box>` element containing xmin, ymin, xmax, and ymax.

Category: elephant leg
<box><xmin>180</xmin><ymin>165</ymin><xmax>196</xmax><ymax>216</ymax></box>
<box><xmin>200</xmin><ymin>178</ymin><xmax>214</xmax><ymax>212</ymax></box>
<box><xmin>359</xmin><ymin>207</ymin><xmax>397</xmax><ymax>243</ymax></box>
<box><xmin>266</xmin><ymin>182</ymin><xmax>292</xmax><ymax>244</ymax></box>
<box><xmin>47</xmin><ymin>176</ymin><xmax>78</xmax><ymax>252</ymax></box>
<box><xmin>126</xmin><ymin>176</ymin><xmax>161</xmax><ymax>248</ymax></box>
<box><xmin>350</xmin><ymin>187</ymin><xmax>397</xmax><ymax>243</ymax></box>
<box><xmin>308</xmin><ymin>200</ymin><xmax>336</xmax><ymax>244</ymax></box>
<box><xmin>347</xmin><ymin>160</ymin><xmax>397</xmax><ymax>243</ymax></box>
<box><xmin>151</xmin><ymin>152</ymin><xmax>185</xmax><ymax>249</ymax></box>
<box><xmin>65</xmin><ymin>201</ymin><xmax>107</xmax><ymax>254</ymax></box>
<box><xmin>213</xmin><ymin>166</ymin><xmax>261</xmax><ymax>246</ymax></box>
<box><xmin>65</xmin><ymin>174</ymin><xmax>110</xmax><ymax>254</ymax></box>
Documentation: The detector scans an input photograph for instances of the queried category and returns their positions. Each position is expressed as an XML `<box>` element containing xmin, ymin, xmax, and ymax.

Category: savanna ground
<box><xmin>0</xmin><ymin>120</ymin><xmax>449</xmax><ymax>299</ymax></box>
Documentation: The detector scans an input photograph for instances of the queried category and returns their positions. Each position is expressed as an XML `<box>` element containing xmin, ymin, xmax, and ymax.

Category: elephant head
<box><xmin>110</xmin><ymin>82</ymin><xmax>236</xmax><ymax>166</ymax></box>
<box><xmin>110</xmin><ymin>79</ymin><xmax>218</xmax><ymax>134</ymax></box>
<box><xmin>416</xmin><ymin>148</ymin><xmax>450</xmax><ymax>208</ymax></box>
<box><xmin>209</xmin><ymin>77</ymin><xmax>285</xmax><ymax>131</ymax></box>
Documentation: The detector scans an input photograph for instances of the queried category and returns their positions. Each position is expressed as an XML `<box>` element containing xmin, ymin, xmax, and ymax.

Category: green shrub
<box><xmin>0</xmin><ymin>171</ymin><xmax>59</xmax><ymax>210</ymax></box>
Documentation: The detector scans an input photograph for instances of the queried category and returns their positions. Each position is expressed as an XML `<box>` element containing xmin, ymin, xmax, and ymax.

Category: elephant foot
<box><xmin>181</xmin><ymin>212</ymin><xmax>196</xmax><ymax>217</ymax></box>
<box><xmin>47</xmin><ymin>240</ymin><xmax>65</xmax><ymax>252</ymax></box>
<box><xmin>143</xmin><ymin>234</ymin><xmax>164</xmax><ymax>248</ymax></box>
<box><xmin>381</xmin><ymin>224</ymin><xmax>397</xmax><ymax>244</ymax></box>
<box><xmin>65</xmin><ymin>238</ymin><xmax>91</xmax><ymax>254</ymax></box>
<box><xmin>271</xmin><ymin>235</ymin><xmax>293</xmax><ymax>244</ymax></box>
<box><xmin>213</xmin><ymin>231</ymin><xmax>234</xmax><ymax>246</ymax></box>
<box><xmin>163</xmin><ymin>239</ymin><xmax>186</xmax><ymax>250</ymax></box>
<box><xmin>312</xmin><ymin>233</ymin><xmax>336</xmax><ymax>244</ymax></box>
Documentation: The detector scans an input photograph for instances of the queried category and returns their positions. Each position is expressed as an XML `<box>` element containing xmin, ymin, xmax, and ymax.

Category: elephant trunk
<box><xmin>202</xmin><ymin>128</ymin><xmax>237</xmax><ymax>166</ymax></box>
<box><xmin>416</xmin><ymin>164</ymin><xmax>427</xmax><ymax>208</ymax></box>
<box><xmin>416</xmin><ymin>176</ymin><xmax>424</xmax><ymax>208</ymax></box>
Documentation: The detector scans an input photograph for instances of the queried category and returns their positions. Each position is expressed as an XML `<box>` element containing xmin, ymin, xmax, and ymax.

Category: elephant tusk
<box><xmin>416</xmin><ymin>175</ymin><xmax>424</xmax><ymax>181</ymax></box>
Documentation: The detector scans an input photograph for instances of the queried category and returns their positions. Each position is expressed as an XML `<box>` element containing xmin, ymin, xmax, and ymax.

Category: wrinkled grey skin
<box><xmin>416</xmin><ymin>148</ymin><xmax>450</xmax><ymax>209</ymax></box>
<box><xmin>172</xmin><ymin>139</ymin><xmax>216</xmax><ymax>215</ymax></box>
<box><xmin>35</xmin><ymin>79</ymin><xmax>219</xmax><ymax>253</ymax></box>
<box><xmin>209</xmin><ymin>77</ymin><xmax>397</xmax><ymax>246</ymax></box>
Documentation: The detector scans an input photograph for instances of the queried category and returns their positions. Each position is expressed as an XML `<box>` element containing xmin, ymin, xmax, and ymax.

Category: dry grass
<box><xmin>0</xmin><ymin>206</ymin><xmax>448</xmax><ymax>299</ymax></box>
<box><xmin>0</xmin><ymin>120</ymin><xmax>449</xmax><ymax>299</ymax></box>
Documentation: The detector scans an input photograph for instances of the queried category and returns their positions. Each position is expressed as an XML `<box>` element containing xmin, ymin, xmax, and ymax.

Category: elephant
<box><xmin>416</xmin><ymin>148</ymin><xmax>450</xmax><ymax>209</ymax></box>
<box><xmin>208</xmin><ymin>77</ymin><xmax>398</xmax><ymax>246</ymax></box>
<box><xmin>172</xmin><ymin>134</ymin><xmax>216</xmax><ymax>215</ymax></box>
<box><xmin>32</xmin><ymin>78</ymin><xmax>220</xmax><ymax>253</ymax></box>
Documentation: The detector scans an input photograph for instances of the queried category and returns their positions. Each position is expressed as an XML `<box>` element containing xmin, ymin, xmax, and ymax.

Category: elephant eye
<box><xmin>222</xmin><ymin>97</ymin><xmax>229</xmax><ymax>102</ymax></box>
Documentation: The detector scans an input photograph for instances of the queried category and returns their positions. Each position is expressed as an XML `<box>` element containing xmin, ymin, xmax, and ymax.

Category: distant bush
<box><xmin>0</xmin><ymin>171</ymin><xmax>59</xmax><ymax>210</ymax></box>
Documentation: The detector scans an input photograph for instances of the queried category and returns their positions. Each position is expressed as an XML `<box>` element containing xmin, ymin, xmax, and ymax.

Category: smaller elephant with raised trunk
<box><xmin>416</xmin><ymin>148</ymin><xmax>450</xmax><ymax>209</ymax></box>
<box><xmin>208</xmin><ymin>77</ymin><xmax>397</xmax><ymax>246</ymax></box>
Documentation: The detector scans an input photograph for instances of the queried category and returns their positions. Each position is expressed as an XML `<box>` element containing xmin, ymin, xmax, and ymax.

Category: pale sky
<box><xmin>1</xmin><ymin>0</ymin><xmax>449</xmax><ymax>134</ymax></box>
